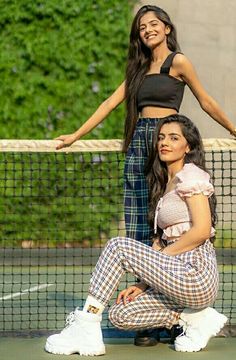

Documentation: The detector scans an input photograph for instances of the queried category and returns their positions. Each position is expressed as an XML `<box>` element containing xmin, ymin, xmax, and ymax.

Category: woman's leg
<box><xmin>124</xmin><ymin>118</ymin><xmax>168</xmax><ymax>345</ymax></box>
<box><xmin>101</xmin><ymin>237</ymin><xmax>226</xmax><ymax>352</ymax></box>
<box><xmin>45</xmin><ymin>237</ymin><xmax>221</xmax><ymax>355</ymax></box>
<box><xmin>124</xmin><ymin>118</ymin><xmax>159</xmax><ymax>344</ymax></box>
<box><xmin>89</xmin><ymin>237</ymin><xmax>218</xmax><ymax>309</ymax></box>
<box><xmin>109</xmin><ymin>287</ymin><xmax>183</xmax><ymax>330</ymax></box>
<box><xmin>124</xmin><ymin>118</ymin><xmax>158</xmax><ymax>244</ymax></box>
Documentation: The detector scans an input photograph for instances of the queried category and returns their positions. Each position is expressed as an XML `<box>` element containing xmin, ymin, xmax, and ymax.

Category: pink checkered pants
<box><xmin>89</xmin><ymin>237</ymin><xmax>219</xmax><ymax>330</ymax></box>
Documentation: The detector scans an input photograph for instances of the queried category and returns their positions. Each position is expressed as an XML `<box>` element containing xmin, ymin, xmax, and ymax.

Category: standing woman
<box><xmin>56</xmin><ymin>4</ymin><xmax>236</xmax><ymax>242</ymax></box>
<box><xmin>55</xmin><ymin>4</ymin><xmax>236</xmax><ymax>344</ymax></box>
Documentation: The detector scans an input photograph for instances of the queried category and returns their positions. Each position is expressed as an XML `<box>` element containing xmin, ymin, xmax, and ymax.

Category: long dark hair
<box><xmin>145</xmin><ymin>114</ymin><xmax>217</xmax><ymax>242</ymax></box>
<box><xmin>123</xmin><ymin>5</ymin><xmax>180</xmax><ymax>152</ymax></box>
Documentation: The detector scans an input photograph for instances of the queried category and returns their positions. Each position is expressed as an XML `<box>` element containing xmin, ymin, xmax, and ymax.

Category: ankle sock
<box><xmin>83</xmin><ymin>295</ymin><xmax>105</xmax><ymax>315</ymax></box>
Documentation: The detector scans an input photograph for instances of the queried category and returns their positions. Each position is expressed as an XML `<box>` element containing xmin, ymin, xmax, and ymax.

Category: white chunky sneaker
<box><xmin>174</xmin><ymin>307</ymin><xmax>227</xmax><ymax>352</ymax></box>
<box><xmin>45</xmin><ymin>308</ymin><xmax>105</xmax><ymax>356</ymax></box>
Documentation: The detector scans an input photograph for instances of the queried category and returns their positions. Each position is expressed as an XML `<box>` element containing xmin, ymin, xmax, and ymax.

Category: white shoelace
<box><xmin>176</xmin><ymin>321</ymin><xmax>187</xmax><ymax>338</ymax></box>
<box><xmin>64</xmin><ymin>308</ymin><xmax>80</xmax><ymax>328</ymax></box>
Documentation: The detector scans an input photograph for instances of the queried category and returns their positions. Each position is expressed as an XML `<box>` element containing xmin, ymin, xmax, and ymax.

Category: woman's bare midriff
<box><xmin>140</xmin><ymin>106</ymin><xmax>177</xmax><ymax>118</ymax></box>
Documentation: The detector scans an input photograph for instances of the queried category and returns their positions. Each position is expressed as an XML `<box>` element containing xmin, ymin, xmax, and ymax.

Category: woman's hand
<box><xmin>116</xmin><ymin>283</ymin><xmax>147</xmax><ymax>305</ymax></box>
<box><xmin>152</xmin><ymin>238</ymin><xmax>163</xmax><ymax>251</ymax></box>
<box><xmin>55</xmin><ymin>133</ymin><xmax>78</xmax><ymax>150</ymax></box>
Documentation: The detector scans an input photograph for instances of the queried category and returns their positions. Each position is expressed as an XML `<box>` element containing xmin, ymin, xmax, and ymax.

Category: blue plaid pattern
<box><xmin>89</xmin><ymin>237</ymin><xmax>219</xmax><ymax>330</ymax></box>
<box><xmin>124</xmin><ymin>118</ymin><xmax>161</xmax><ymax>243</ymax></box>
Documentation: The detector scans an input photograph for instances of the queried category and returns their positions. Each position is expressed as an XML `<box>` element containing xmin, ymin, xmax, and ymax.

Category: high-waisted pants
<box><xmin>124</xmin><ymin>118</ymin><xmax>160</xmax><ymax>243</ymax></box>
<box><xmin>89</xmin><ymin>237</ymin><xmax>219</xmax><ymax>330</ymax></box>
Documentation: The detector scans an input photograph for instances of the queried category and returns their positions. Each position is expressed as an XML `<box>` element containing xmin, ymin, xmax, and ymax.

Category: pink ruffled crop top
<box><xmin>154</xmin><ymin>163</ymin><xmax>215</xmax><ymax>241</ymax></box>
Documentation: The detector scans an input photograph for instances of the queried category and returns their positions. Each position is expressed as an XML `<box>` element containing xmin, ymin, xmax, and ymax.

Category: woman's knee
<box><xmin>107</xmin><ymin>236</ymin><xmax>133</xmax><ymax>250</ymax></box>
<box><xmin>104</xmin><ymin>237</ymin><xmax>120</xmax><ymax>252</ymax></box>
<box><xmin>108</xmin><ymin>303</ymin><xmax>131</xmax><ymax>330</ymax></box>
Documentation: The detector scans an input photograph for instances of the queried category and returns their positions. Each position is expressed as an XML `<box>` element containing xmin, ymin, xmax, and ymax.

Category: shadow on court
<box><xmin>0</xmin><ymin>337</ymin><xmax>235</xmax><ymax>360</ymax></box>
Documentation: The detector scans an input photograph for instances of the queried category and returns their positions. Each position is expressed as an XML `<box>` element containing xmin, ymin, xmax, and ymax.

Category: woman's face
<box><xmin>139</xmin><ymin>11</ymin><xmax>170</xmax><ymax>49</ymax></box>
<box><xmin>157</xmin><ymin>122</ymin><xmax>190</xmax><ymax>165</ymax></box>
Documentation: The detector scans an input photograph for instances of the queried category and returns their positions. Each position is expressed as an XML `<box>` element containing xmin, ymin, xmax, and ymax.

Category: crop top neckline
<box><xmin>145</xmin><ymin>73</ymin><xmax>184</xmax><ymax>84</ymax></box>
<box><xmin>160</xmin><ymin>164</ymin><xmax>201</xmax><ymax>199</ymax></box>
<box><xmin>145</xmin><ymin>52</ymin><xmax>183</xmax><ymax>82</ymax></box>
<box><xmin>137</xmin><ymin>51</ymin><xmax>186</xmax><ymax>112</ymax></box>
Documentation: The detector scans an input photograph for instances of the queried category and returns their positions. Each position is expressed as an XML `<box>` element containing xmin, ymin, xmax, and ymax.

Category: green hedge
<box><xmin>0</xmin><ymin>0</ymin><xmax>134</xmax><ymax>247</ymax></box>
<box><xmin>0</xmin><ymin>0</ymin><xmax>134</xmax><ymax>139</ymax></box>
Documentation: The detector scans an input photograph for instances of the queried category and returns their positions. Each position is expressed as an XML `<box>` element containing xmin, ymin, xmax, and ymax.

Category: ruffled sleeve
<box><xmin>176</xmin><ymin>163</ymin><xmax>214</xmax><ymax>198</ymax></box>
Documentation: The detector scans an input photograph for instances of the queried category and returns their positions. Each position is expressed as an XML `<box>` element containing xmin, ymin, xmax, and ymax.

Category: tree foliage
<box><xmin>0</xmin><ymin>0</ymin><xmax>134</xmax><ymax>246</ymax></box>
<box><xmin>0</xmin><ymin>0</ymin><xmax>134</xmax><ymax>139</ymax></box>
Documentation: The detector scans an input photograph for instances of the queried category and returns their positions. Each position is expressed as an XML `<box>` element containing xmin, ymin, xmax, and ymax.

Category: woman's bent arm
<box><xmin>162</xmin><ymin>193</ymin><xmax>212</xmax><ymax>256</ymax></box>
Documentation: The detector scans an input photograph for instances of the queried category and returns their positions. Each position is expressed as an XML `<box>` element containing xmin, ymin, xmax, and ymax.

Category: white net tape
<box><xmin>0</xmin><ymin>138</ymin><xmax>235</xmax><ymax>152</ymax></box>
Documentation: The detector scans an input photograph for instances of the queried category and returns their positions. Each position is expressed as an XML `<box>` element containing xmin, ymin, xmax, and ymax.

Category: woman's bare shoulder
<box><xmin>173</xmin><ymin>53</ymin><xmax>191</xmax><ymax>67</ymax></box>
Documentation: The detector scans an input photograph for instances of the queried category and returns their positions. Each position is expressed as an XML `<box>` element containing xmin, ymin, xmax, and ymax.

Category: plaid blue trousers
<box><xmin>124</xmin><ymin>118</ymin><xmax>161</xmax><ymax>243</ymax></box>
<box><xmin>89</xmin><ymin>237</ymin><xmax>219</xmax><ymax>330</ymax></box>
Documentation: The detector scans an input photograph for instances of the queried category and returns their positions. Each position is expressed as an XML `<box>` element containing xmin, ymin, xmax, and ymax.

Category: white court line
<box><xmin>0</xmin><ymin>283</ymin><xmax>54</xmax><ymax>301</ymax></box>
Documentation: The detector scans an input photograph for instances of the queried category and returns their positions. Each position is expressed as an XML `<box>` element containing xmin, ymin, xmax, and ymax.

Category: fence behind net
<box><xmin>0</xmin><ymin>139</ymin><xmax>235</xmax><ymax>336</ymax></box>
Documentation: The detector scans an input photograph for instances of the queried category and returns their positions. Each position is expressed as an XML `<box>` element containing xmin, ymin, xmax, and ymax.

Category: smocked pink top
<box><xmin>154</xmin><ymin>163</ymin><xmax>215</xmax><ymax>241</ymax></box>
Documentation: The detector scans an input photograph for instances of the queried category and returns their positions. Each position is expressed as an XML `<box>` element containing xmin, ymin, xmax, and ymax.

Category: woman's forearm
<box><xmin>200</xmin><ymin>96</ymin><xmax>236</xmax><ymax>135</ymax></box>
<box><xmin>162</xmin><ymin>226</ymin><xmax>211</xmax><ymax>256</ymax></box>
<box><xmin>73</xmin><ymin>99</ymin><xmax>116</xmax><ymax>140</ymax></box>
<box><xmin>73</xmin><ymin>81</ymin><xmax>126</xmax><ymax>140</ymax></box>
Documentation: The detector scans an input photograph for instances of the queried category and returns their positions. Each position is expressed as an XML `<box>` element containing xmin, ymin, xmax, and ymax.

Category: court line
<box><xmin>0</xmin><ymin>283</ymin><xmax>54</xmax><ymax>301</ymax></box>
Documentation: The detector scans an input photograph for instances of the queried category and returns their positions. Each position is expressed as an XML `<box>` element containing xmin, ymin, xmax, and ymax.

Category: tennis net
<box><xmin>0</xmin><ymin>139</ymin><xmax>235</xmax><ymax>336</ymax></box>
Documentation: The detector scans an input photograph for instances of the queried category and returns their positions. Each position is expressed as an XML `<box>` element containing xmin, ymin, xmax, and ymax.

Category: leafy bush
<box><xmin>0</xmin><ymin>0</ymin><xmax>134</xmax><ymax>140</ymax></box>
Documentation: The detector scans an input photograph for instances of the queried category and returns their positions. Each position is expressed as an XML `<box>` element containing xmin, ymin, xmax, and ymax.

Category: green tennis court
<box><xmin>0</xmin><ymin>264</ymin><xmax>134</xmax><ymax>333</ymax></box>
<box><xmin>0</xmin><ymin>335</ymin><xmax>236</xmax><ymax>360</ymax></box>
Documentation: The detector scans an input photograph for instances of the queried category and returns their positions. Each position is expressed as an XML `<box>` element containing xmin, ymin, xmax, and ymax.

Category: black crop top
<box><xmin>137</xmin><ymin>52</ymin><xmax>185</xmax><ymax>112</ymax></box>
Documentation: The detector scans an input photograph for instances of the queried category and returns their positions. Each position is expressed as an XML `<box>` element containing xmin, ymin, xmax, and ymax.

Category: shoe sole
<box><xmin>175</xmin><ymin>313</ymin><xmax>227</xmax><ymax>352</ymax></box>
<box><xmin>45</xmin><ymin>342</ymin><xmax>106</xmax><ymax>356</ymax></box>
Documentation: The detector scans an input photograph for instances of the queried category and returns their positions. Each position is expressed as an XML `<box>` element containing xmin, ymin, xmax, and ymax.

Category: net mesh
<box><xmin>0</xmin><ymin>139</ymin><xmax>235</xmax><ymax>335</ymax></box>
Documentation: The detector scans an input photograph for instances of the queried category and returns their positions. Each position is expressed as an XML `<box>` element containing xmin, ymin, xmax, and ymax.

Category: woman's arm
<box><xmin>56</xmin><ymin>81</ymin><xmax>126</xmax><ymax>149</ymax></box>
<box><xmin>174</xmin><ymin>54</ymin><xmax>236</xmax><ymax>136</ymax></box>
<box><xmin>152</xmin><ymin>237</ymin><xmax>163</xmax><ymax>251</ymax></box>
<box><xmin>162</xmin><ymin>193</ymin><xmax>212</xmax><ymax>256</ymax></box>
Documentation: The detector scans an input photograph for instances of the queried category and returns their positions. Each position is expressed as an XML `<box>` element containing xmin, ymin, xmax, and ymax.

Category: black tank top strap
<box><xmin>160</xmin><ymin>51</ymin><xmax>182</xmax><ymax>74</ymax></box>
